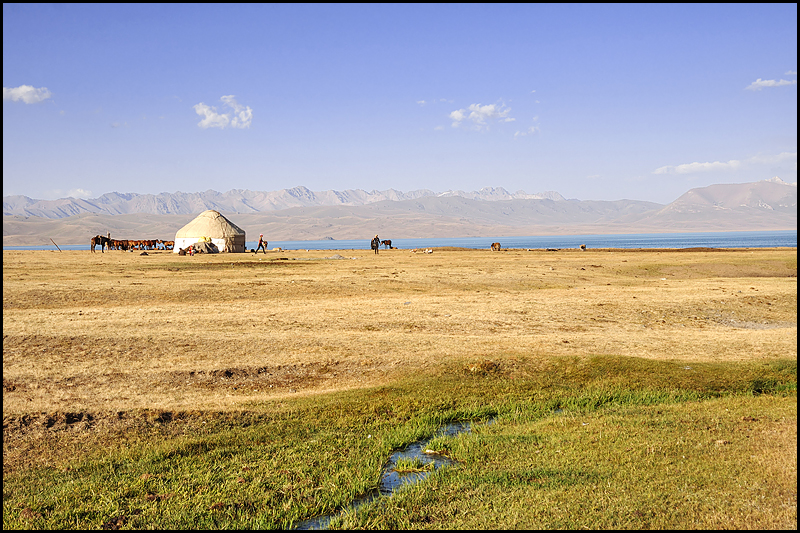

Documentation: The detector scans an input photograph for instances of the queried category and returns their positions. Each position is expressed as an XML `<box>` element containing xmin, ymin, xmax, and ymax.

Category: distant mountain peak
<box><xmin>661</xmin><ymin>177</ymin><xmax>797</xmax><ymax>214</ymax></box>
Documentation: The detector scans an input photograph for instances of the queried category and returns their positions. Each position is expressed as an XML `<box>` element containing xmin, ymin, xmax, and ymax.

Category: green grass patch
<box><xmin>393</xmin><ymin>457</ymin><xmax>434</xmax><ymax>474</ymax></box>
<box><xmin>3</xmin><ymin>356</ymin><xmax>796</xmax><ymax>529</ymax></box>
<box><xmin>336</xmin><ymin>393</ymin><xmax>796</xmax><ymax>529</ymax></box>
<box><xmin>423</xmin><ymin>436</ymin><xmax>452</xmax><ymax>456</ymax></box>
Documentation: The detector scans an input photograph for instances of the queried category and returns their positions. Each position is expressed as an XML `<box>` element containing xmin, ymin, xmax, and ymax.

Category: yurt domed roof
<box><xmin>175</xmin><ymin>210</ymin><xmax>245</xmax><ymax>238</ymax></box>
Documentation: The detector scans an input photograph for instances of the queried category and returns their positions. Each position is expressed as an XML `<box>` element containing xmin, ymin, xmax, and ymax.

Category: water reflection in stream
<box><xmin>293</xmin><ymin>421</ymin><xmax>482</xmax><ymax>530</ymax></box>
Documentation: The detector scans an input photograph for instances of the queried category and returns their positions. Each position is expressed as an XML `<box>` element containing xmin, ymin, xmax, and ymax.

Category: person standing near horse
<box><xmin>371</xmin><ymin>235</ymin><xmax>380</xmax><ymax>254</ymax></box>
<box><xmin>255</xmin><ymin>234</ymin><xmax>267</xmax><ymax>254</ymax></box>
<box><xmin>90</xmin><ymin>234</ymin><xmax>110</xmax><ymax>253</ymax></box>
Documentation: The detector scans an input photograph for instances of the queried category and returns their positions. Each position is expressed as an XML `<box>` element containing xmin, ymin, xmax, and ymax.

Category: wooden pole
<box><xmin>50</xmin><ymin>238</ymin><xmax>62</xmax><ymax>252</ymax></box>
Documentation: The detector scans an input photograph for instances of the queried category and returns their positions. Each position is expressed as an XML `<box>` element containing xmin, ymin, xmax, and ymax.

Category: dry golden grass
<box><xmin>3</xmin><ymin>247</ymin><xmax>797</xmax><ymax>415</ymax></box>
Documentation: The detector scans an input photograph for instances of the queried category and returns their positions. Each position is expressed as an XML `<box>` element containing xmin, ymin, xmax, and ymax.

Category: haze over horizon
<box><xmin>3</xmin><ymin>4</ymin><xmax>797</xmax><ymax>204</ymax></box>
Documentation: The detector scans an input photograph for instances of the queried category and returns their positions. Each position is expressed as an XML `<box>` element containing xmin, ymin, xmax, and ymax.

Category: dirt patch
<box><xmin>704</xmin><ymin>314</ymin><xmax>797</xmax><ymax>330</ymax></box>
<box><xmin>165</xmin><ymin>360</ymin><xmax>369</xmax><ymax>393</ymax></box>
<box><xmin>2</xmin><ymin>408</ymin><xmax>280</xmax><ymax>474</ymax></box>
<box><xmin>4</xmin><ymin>379</ymin><xmax>23</xmax><ymax>393</ymax></box>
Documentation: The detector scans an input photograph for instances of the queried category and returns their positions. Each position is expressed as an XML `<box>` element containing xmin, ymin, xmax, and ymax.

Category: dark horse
<box><xmin>381</xmin><ymin>239</ymin><xmax>392</xmax><ymax>249</ymax></box>
<box><xmin>371</xmin><ymin>235</ymin><xmax>380</xmax><ymax>254</ymax></box>
<box><xmin>90</xmin><ymin>235</ymin><xmax>110</xmax><ymax>253</ymax></box>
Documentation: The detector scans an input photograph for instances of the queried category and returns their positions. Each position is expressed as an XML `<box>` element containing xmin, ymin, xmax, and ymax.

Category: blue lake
<box><xmin>4</xmin><ymin>230</ymin><xmax>796</xmax><ymax>251</ymax></box>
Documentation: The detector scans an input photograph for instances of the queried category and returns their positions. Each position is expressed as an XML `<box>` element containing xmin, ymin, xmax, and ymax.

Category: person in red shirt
<box><xmin>255</xmin><ymin>234</ymin><xmax>267</xmax><ymax>254</ymax></box>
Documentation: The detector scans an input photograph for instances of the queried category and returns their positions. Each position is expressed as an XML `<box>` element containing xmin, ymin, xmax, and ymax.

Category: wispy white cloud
<box><xmin>221</xmin><ymin>95</ymin><xmax>252</xmax><ymax>128</ymax></box>
<box><xmin>514</xmin><ymin>116</ymin><xmax>540</xmax><ymax>138</ymax></box>
<box><xmin>514</xmin><ymin>126</ymin><xmax>540</xmax><ymax>138</ymax></box>
<box><xmin>449</xmin><ymin>103</ymin><xmax>514</xmax><ymax>130</ymax></box>
<box><xmin>449</xmin><ymin>109</ymin><xmax>466</xmax><ymax>123</ymax></box>
<box><xmin>3</xmin><ymin>85</ymin><xmax>52</xmax><ymax>104</ymax></box>
<box><xmin>785</xmin><ymin>70</ymin><xmax>797</xmax><ymax>76</ymax></box>
<box><xmin>653</xmin><ymin>151</ymin><xmax>797</xmax><ymax>175</ymax></box>
<box><xmin>45</xmin><ymin>188</ymin><xmax>93</xmax><ymax>200</ymax></box>
<box><xmin>194</xmin><ymin>95</ymin><xmax>253</xmax><ymax>129</ymax></box>
<box><xmin>417</xmin><ymin>98</ymin><xmax>452</xmax><ymax>106</ymax></box>
<box><xmin>747</xmin><ymin>151</ymin><xmax>797</xmax><ymax>166</ymax></box>
<box><xmin>654</xmin><ymin>159</ymin><xmax>741</xmax><ymax>175</ymax></box>
<box><xmin>194</xmin><ymin>103</ymin><xmax>228</xmax><ymax>128</ymax></box>
<box><xmin>745</xmin><ymin>78</ymin><xmax>797</xmax><ymax>91</ymax></box>
<box><xmin>67</xmin><ymin>188</ymin><xmax>93</xmax><ymax>199</ymax></box>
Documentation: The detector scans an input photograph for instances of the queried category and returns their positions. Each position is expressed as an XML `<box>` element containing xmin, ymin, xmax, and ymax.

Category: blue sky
<box><xmin>3</xmin><ymin>4</ymin><xmax>797</xmax><ymax>203</ymax></box>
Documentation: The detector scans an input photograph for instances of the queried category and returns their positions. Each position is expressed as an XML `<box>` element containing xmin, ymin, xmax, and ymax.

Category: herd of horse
<box><xmin>91</xmin><ymin>234</ymin><xmax>506</xmax><ymax>253</ymax></box>
<box><xmin>90</xmin><ymin>235</ymin><xmax>174</xmax><ymax>253</ymax></box>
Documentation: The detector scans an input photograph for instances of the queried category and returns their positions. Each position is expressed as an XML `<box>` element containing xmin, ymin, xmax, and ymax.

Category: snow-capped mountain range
<box><xmin>2</xmin><ymin>179</ymin><xmax>795</xmax><ymax>246</ymax></box>
<box><xmin>3</xmin><ymin>186</ymin><xmax>566</xmax><ymax>219</ymax></box>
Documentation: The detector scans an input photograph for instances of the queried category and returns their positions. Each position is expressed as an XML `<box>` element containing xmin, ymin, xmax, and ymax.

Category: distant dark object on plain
<box><xmin>580</xmin><ymin>244</ymin><xmax>587</xmax><ymax>250</ymax></box>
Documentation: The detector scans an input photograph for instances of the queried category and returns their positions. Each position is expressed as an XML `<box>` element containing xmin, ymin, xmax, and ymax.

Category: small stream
<box><xmin>292</xmin><ymin>420</ymin><xmax>482</xmax><ymax>530</ymax></box>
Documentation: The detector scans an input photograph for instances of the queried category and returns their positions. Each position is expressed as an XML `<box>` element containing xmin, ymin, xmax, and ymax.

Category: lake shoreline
<box><xmin>4</xmin><ymin>229</ymin><xmax>797</xmax><ymax>251</ymax></box>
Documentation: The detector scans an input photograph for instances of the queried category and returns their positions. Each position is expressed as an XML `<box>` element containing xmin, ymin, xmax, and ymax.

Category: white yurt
<box><xmin>173</xmin><ymin>210</ymin><xmax>246</xmax><ymax>253</ymax></box>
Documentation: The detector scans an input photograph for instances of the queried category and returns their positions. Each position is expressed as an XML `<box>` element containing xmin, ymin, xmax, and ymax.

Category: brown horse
<box><xmin>381</xmin><ymin>239</ymin><xmax>392</xmax><ymax>249</ymax></box>
<box><xmin>490</xmin><ymin>242</ymin><xmax>501</xmax><ymax>251</ymax></box>
<box><xmin>90</xmin><ymin>235</ymin><xmax>110</xmax><ymax>253</ymax></box>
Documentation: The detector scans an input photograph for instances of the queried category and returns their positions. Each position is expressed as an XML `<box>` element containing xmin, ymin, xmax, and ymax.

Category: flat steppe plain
<box><xmin>3</xmin><ymin>246</ymin><xmax>797</xmax><ymax>529</ymax></box>
<box><xmin>3</xmin><ymin>247</ymin><xmax>796</xmax><ymax>414</ymax></box>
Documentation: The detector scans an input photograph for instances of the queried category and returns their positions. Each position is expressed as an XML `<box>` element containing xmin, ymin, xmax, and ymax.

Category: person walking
<box><xmin>371</xmin><ymin>235</ymin><xmax>380</xmax><ymax>254</ymax></box>
<box><xmin>255</xmin><ymin>234</ymin><xmax>267</xmax><ymax>254</ymax></box>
